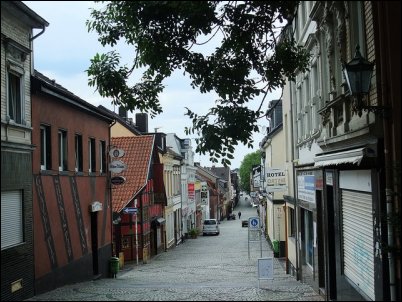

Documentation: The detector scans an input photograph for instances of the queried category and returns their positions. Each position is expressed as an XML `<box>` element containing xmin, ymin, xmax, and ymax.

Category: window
<box><xmin>288</xmin><ymin>207</ymin><xmax>296</xmax><ymax>237</ymax></box>
<box><xmin>88</xmin><ymin>137</ymin><xmax>96</xmax><ymax>173</ymax></box>
<box><xmin>40</xmin><ymin>125</ymin><xmax>51</xmax><ymax>170</ymax></box>
<box><xmin>75</xmin><ymin>134</ymin><xmax>83</xmax><ymax>172</ymax></box>
<box><xmin>1</xmin><ymin>190</ymin><xmax>23</xmax><ymax>249</ymax></box>
<box><xmin>302</xmin><ymin>209</ymin><xmax>314</xmax><ymax>267</ymax></box>
<box><xmin>8</xmin><ymin>71</ymin><xmax>23</xmax><ymax>124</ymax></box>
<box><xmin>99</xmin><ymin>140</ymin><xmax>106</xmax><ymax>174</ymax></box>
<box><xmin>58</xmin><ymin>130</ymin><xmax>67</xmax><ymax>171</ymax></box>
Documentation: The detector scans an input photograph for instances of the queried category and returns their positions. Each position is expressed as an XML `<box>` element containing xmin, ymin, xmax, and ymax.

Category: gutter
<box><xmin>29</xmin><ymin>25</ymin><xmax>46</xmax><ymax>41</ymax></box>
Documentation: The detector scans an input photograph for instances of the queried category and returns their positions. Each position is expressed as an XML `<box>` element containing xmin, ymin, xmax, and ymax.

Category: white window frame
<box><xmin>75</xmin><ymin>134</ymin><xmax>83</xmax><ymax>172</ymax></box>
<box><xmin>7</xmin><ymin>66</ymin><xmax>25</xmax><ymax>125</ymax></box>
<box><xmin>58</xmin><ymin>129</ymin><xmax>67</xmax><ymax>171</ymax></box>
<box><xmin>88</xmin><ymin>137</ymin><xmax>96</xmax><ymax>173</ymax></box>
<box><xmin>40</xmin><ymin>125</ymin><xmax>51</xmax><ymax>171</ymax></box>
<box><xmin>99</xmin><ymin>140</ymin><xmax>106</xmax><ymax>174</ymax></box>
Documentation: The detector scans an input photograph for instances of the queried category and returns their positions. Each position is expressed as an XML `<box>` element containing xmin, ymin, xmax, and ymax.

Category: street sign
<box><xmin>122</xmin><ymin>207</ymin><xmax>137</xmax><ymax>214</ymax></box>
<box><xmin>249</xmin><ymin>217</ymin><xmax>260</xmax><ymax>229</ymax></box>
<box><xmin>111</xmin><ymin>176</ymin><xmax>126</xmax><ymax>185</ymax></box>
<box><xmin>109</xmin><ymin>160</ymin><xmax>127</xmax><ymax>173</ymax></box>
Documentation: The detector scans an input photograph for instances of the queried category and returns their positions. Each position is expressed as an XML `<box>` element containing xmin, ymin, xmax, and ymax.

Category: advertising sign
<box><xmin>109</xmin><ymin>160</ymin><xmax>127</xmax><ymax>173</ymax></box>
<box><xmin>252</xmin><ymin>165</ymin><xmax>261</xmax><ymax>188</ymax></box>
<box><xmin>266</xmin><ymin>168</ymin><xmax>287</xmax><ymax>192</ymax></box>
<box><xmin>297</xmin><ymin>173</ymin><xmax>316</xmax><ymax>203</ymax></box>
<box><xmin>111</xmin><ymin>176</ymin><xmax>126</xmax><ymax>185</ymax></box>
<box><xmin>258</xmin><ymin>257</ymin><xmax>274</xmax><ymax>280</ymax></box>
<box><xmin>109</xmin><ymin>148</ymin><xmax>125</xmax><ymax>158</ymax></box>
<box><xmin>188</xmin><ymin>183</ymin><xmax>195</xmax><ymax>201</ymax></box>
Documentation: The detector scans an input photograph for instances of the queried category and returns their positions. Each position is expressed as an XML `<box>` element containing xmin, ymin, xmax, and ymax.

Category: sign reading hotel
<box><xmin>266</xmin><ymin>168</ymin><xmax>287</xmax><ymax>192</ymax></box>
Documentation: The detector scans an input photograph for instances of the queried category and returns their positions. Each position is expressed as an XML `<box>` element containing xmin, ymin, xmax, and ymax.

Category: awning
<box><xmin>314</xmin><ymin>147</ymin><xmax>376</xmax><ymax>167</ymax></box>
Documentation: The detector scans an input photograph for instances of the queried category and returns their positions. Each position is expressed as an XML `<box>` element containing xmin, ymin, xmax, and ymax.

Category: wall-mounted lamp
<box><xmin>342</xmin><ymin>45</ymin><xmax>387</xmax><ymax>116</ymax></box>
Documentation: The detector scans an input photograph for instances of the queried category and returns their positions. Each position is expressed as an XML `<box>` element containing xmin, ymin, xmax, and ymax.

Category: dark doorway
<box><xmin>91</xmin><ymin>212</ymin><xmax>99</xmax><ymax>275</ymax></box>
<box><xmin>326</xmin><ymin>178</ymin><xmax>337</xmax><ymax>301</ymax></box>
<box><xmin>316</xmin><ymin>191</ymin><xmax>326</xmax><ymax>292</ymax></box>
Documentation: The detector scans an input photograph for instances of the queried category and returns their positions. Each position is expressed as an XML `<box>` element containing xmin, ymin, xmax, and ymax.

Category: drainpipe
<box><xmin>375</xmin><ymin>3</ymin><xmax>396</xmax><ymax>300</ymax></box>
<box><xmin>29</xmin><ymin>25</ymin><xmax>46</xmax><ymax>73</ymax></box>
<box><xmin>289</xmin><ymin>80</ymin><xmax>300</xmax><ymax>281</ymax></box>
<box><xmin>109</xmin><ymin>119</ymin><xmax>117</xmax><ymax>257</ymax></box>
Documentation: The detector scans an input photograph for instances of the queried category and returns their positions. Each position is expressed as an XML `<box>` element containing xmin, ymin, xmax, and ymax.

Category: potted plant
<box><xmin>189</xmin><ymin>228</ymin><xmax>199</xmax><ymax>239</ymax></box>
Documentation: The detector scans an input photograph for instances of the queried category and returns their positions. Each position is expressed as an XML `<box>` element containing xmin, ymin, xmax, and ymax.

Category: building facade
<box><xmin>31</xmin><ymin>71</ymin><xmax>114</xmax><ymax>294</ymax></box>
<box><xmin>160</xmin><ymin>144</ymin><xmax>183</xmax><ymax>248</ymax></box>
<box><xmin>165</xmin><ymin>135</ymin><xmax>197</xmax><ymax>235</ymax></box>
<box><xmin>260</xmin><ymin>99</ymin><xmax>287</xmax><ymax>258</ymax></box>
<box><xmin>1</xmin><ymin>3</ymin><xmax>48</xmax><ymax>300</ymax></box>
<box><xmin>285</xmin><ymin>1</ymin><xmax>400</xmax><ymax>300</ymax></box>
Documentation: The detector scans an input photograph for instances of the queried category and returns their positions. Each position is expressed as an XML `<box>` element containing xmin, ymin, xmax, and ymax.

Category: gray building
<box><xmin>1</xmin><ymin>2</ymin><xmax>48</xmax><ymax>300</ymax></box>
<box><xmin>283</xmin><ymin>2</ymin><xmax>400</xmax><ymax>301</ymax></box>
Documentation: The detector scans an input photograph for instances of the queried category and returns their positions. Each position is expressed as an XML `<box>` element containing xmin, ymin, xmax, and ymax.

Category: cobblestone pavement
<box><xmin>26</xmin><ymin>195</ymin><xmax>324</xmax><ymax>301</ymax></box>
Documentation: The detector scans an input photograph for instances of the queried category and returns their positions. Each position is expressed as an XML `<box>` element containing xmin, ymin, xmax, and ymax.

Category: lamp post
<box><xmin>342</xmin><ymin>45</ymin><xmax>386</xmax><ymax>116</ymax></box>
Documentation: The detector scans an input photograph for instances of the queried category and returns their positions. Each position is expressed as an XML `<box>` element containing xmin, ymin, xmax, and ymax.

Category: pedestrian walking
<box><xmin>238</xmin><ymin>211</ymin><xmax>241</xmax><ymax>219</ymax></box>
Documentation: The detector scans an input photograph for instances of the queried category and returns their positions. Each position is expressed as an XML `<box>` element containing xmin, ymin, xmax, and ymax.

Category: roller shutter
<box><xmin>342</xmin><ymin>190</ymin><xmax>374</xmax><ymax>300</ymax></box>
<box><xmin>1</xmin><ymin>190</ymin><xmax>23</xmax><ymax>249</ymax></box>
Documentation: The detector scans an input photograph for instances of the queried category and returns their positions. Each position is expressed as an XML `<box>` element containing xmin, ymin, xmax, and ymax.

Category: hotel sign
<box><xmin>266</xmin><ymin>168</ymin><xmax>287</xmax><ymax>192</ymax></box>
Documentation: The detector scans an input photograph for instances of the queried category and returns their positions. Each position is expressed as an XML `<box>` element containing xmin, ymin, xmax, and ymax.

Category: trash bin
<box><xmin>110</xmin><ymin>256</ymin><xmax>120</xmax><ymax>278</ymax></box>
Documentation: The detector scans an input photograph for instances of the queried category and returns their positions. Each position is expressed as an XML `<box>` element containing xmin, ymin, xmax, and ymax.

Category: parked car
<box><xmin>227</xmin><ymin>213</ymin><xmax>236</xmax><ymax>220</ymax></box>
<box><xmin>242</xmin><ymin>220</ymin><xmax>248</xmax><ymax>227</ymax></box>
<box><xmin>203</xmin><ymin>219</ymin><xmax>220</xmax><ymax>235</ymax></box>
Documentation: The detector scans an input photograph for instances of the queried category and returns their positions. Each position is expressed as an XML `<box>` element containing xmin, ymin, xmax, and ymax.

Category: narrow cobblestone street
<box><xmin>26</xmin><ymin>195</ymin><xmax>323</xmax><ymax>301</ymax></box>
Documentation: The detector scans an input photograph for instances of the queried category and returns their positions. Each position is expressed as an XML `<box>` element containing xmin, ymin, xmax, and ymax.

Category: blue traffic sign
<box><xmin>248</xmin><ymin>217</ymin><xmax>260</xmax><ymax>229</ymax></box>
<box><xmin>123</xmin><ymin>207</ymin><xmax>137</xmax><ymax>214</ymax></box>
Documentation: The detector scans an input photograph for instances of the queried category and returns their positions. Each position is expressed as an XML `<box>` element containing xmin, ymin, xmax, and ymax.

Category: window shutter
<box><xmin>1</xmin><ymin>191</ymin><xmax>23</xmax><ymax>249</ymax></box>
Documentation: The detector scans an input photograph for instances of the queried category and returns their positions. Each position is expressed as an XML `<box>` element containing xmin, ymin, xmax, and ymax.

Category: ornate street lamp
<box><xmin>342</xmin><ymin>45</ymin><xmax>385</xmax><ymax>116</ymax></box>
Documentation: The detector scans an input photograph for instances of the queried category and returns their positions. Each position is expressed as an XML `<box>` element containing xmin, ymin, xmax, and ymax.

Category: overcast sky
<box><xmin>24</xmin><ymin>1</ymin><xmax>281</xmax><ymax>169</ymax></box>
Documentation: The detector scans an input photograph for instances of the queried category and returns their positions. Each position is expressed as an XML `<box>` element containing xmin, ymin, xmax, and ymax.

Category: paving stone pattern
<box><xmin>26</xmin><ymin>195</ymin><xmax>324</xmax><ymax>301</ymax></box>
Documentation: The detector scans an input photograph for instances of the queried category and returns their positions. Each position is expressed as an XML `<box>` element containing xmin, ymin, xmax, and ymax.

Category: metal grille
<box><xmin>342</xmin><ymin>190</ymin><xmax>375</xmax><ymax>300</ymax></box>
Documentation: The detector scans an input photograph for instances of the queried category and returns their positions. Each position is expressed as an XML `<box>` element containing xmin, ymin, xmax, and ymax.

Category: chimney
<box><xmin>136</xmin><ymin>113</ymin><xmax>148</xmax><ymax>133</ymax></box>
<box><xmin>118</xmin><ymin>106</ymin><xmax>127</xmax><ymax>119</ymax></box>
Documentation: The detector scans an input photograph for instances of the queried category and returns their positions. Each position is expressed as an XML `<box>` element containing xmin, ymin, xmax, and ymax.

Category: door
<box><xmin>91</xmin><ymin>212</ymin><xmax>99</xmax><ymax>275</ymax></box>
<box><xmin>325</xmin><ymin>171</ymin><xmax>337</xmax><ymax>301</ymax></box>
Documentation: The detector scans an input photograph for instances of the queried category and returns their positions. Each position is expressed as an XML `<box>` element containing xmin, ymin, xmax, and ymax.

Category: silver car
<box><xmin>202</xmin><ymin>219</ymin><xmax>220</xmax><ymax>236</ymax></box>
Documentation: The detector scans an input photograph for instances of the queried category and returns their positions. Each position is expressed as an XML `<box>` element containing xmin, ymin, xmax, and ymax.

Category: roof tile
<box><xmin>111</xmin><ymin>135</ymin><xmax>154</xmax><ymax>213</ymax></box>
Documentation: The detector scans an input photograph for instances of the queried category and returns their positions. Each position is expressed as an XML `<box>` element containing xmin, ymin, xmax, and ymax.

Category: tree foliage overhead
<box><xmin>239</xmin><ymin>151</ymin><xmax>261</xmax><ymax>193</ymax></box>
<box><xmin>86</xmin><ymin>1</ymin><xmax>309</xmax><ymax>165</ymax></box>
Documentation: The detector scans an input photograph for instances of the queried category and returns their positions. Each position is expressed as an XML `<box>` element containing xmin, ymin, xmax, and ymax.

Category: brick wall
<box><xmin>1</xmin><ymin>151</ymin><xmax>34</xmax><ymax>301</ymax></box>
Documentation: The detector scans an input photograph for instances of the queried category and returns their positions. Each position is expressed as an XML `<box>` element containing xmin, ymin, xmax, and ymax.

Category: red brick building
<box><xmin>31</xmin><ymin>71</ymin><xmax>113</xmax><ymax>294</ymax></box>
